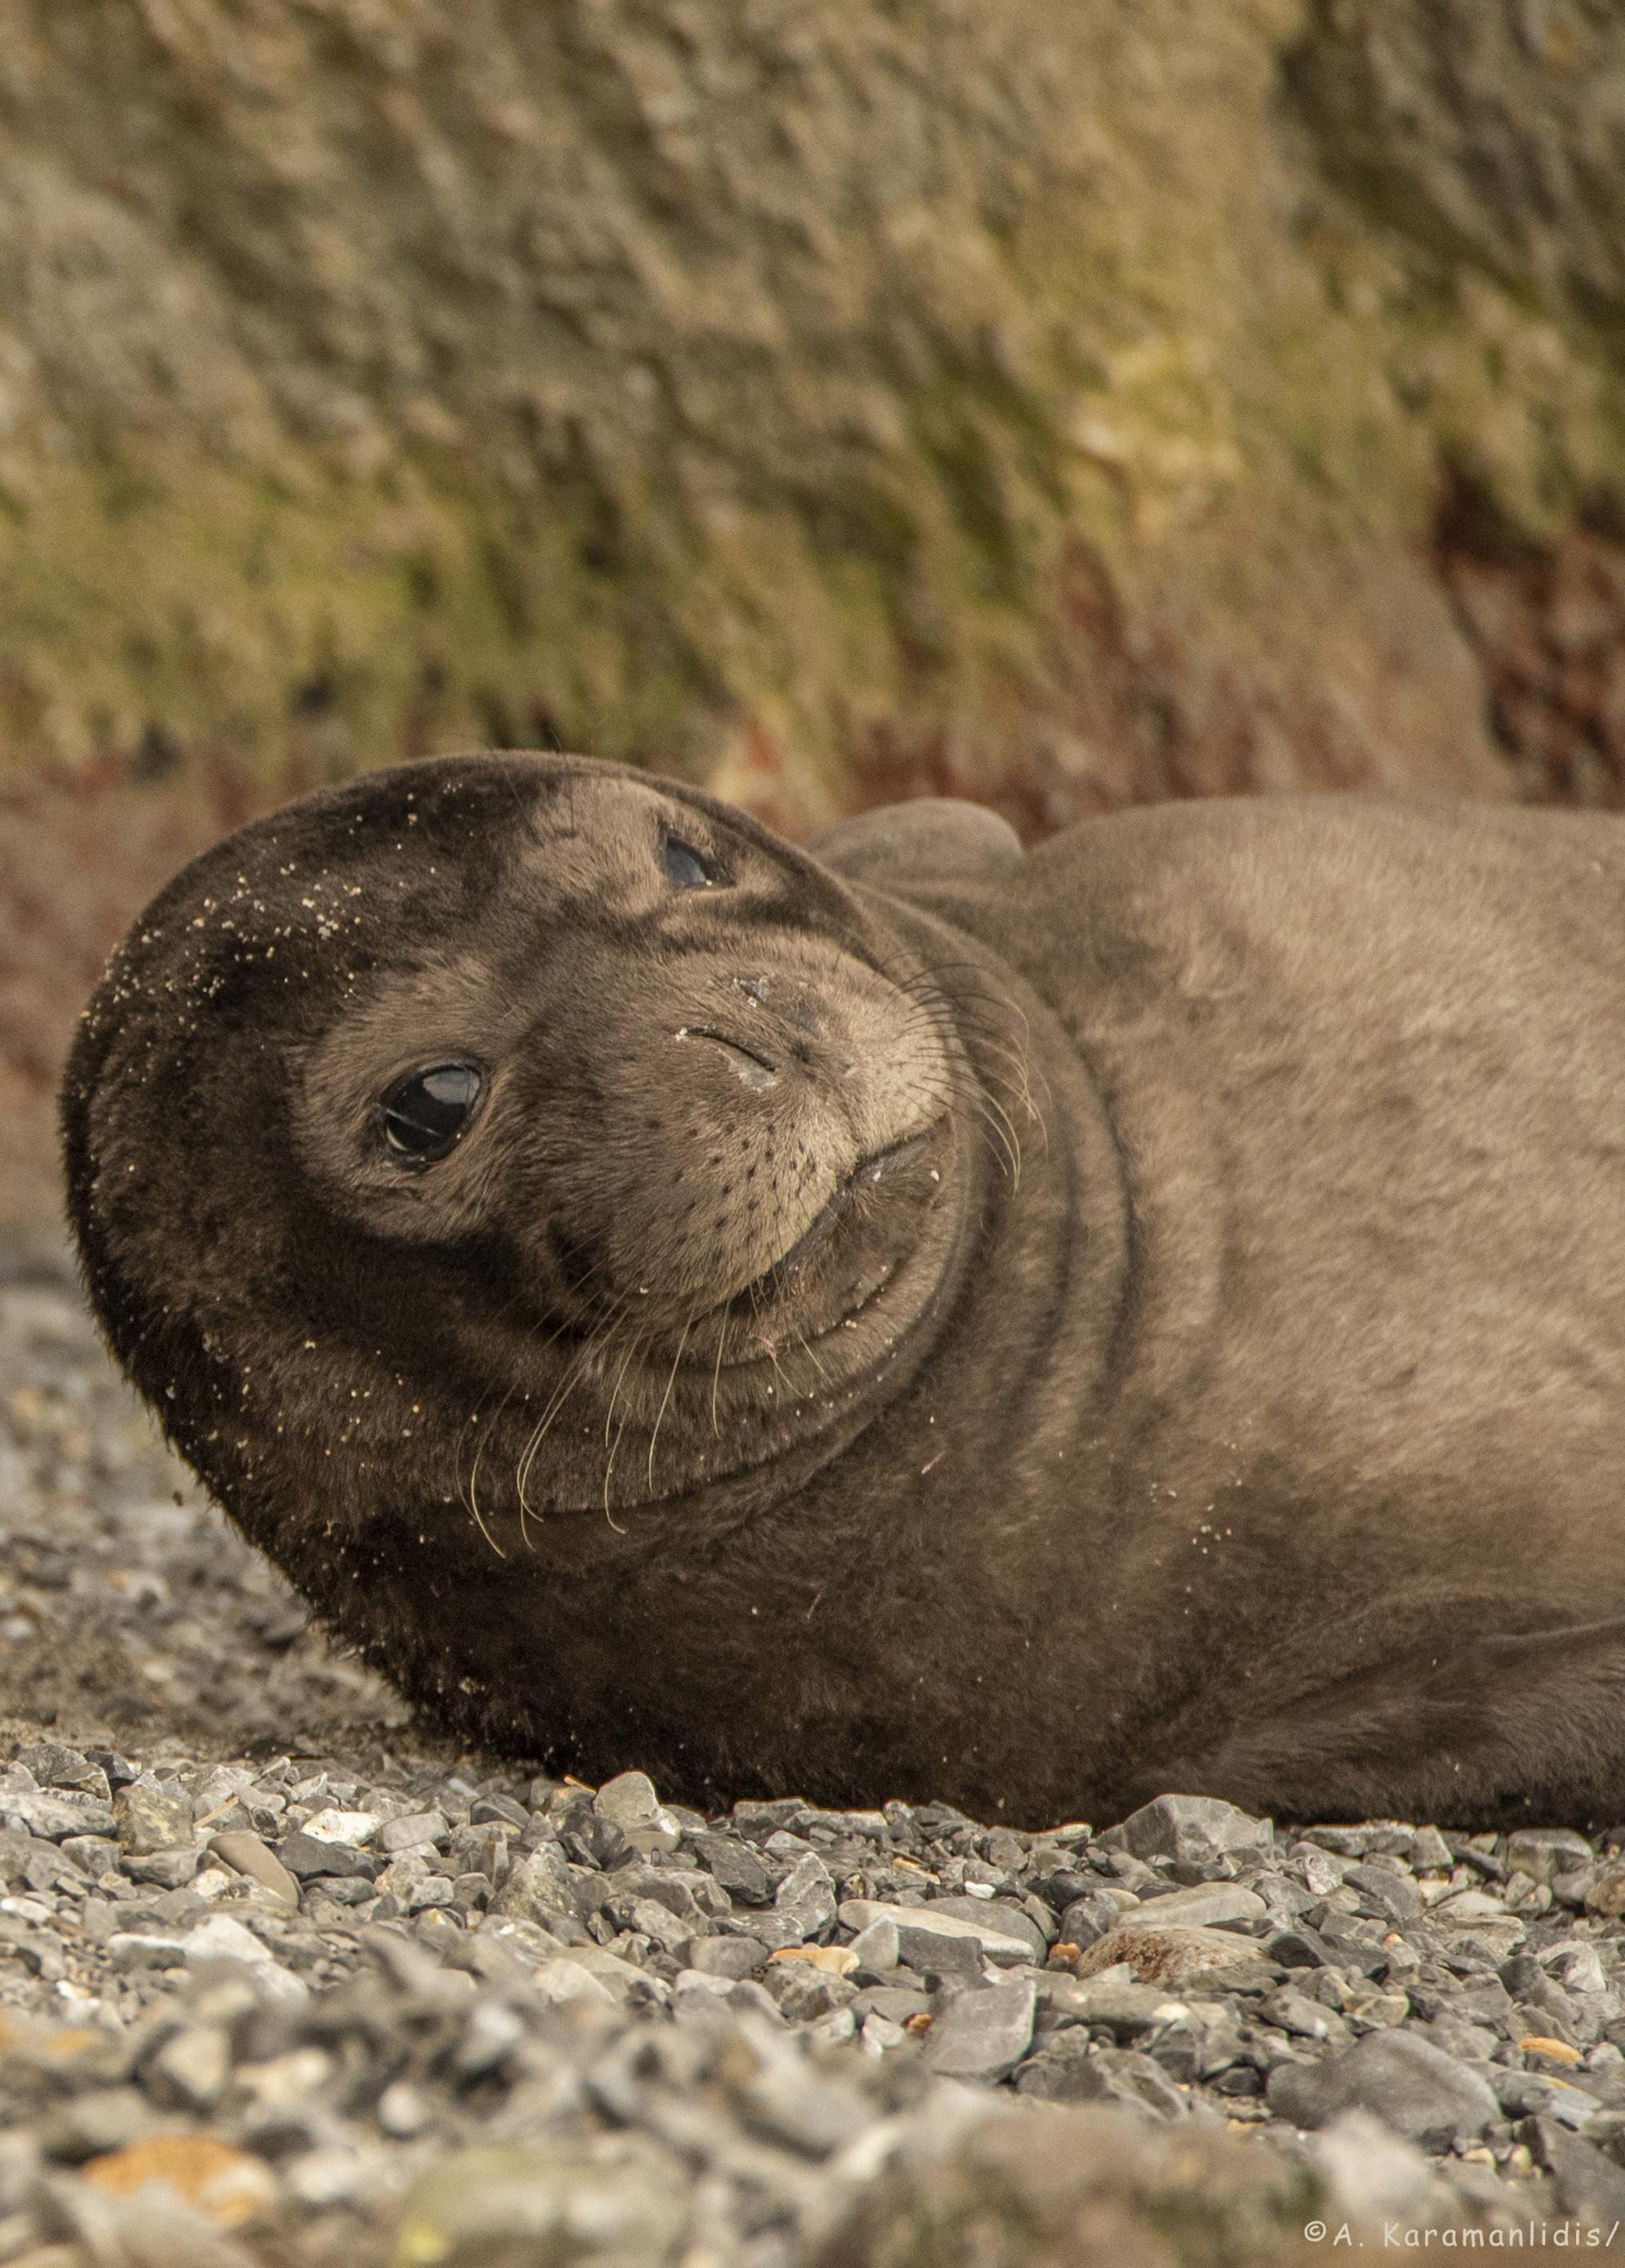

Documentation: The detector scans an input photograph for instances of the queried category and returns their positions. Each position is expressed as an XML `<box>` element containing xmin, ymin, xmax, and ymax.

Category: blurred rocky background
<box><xmin>4</xmin><ymin>0</ymin><xmax>1625</xmax><ymax>1229</ymax></box>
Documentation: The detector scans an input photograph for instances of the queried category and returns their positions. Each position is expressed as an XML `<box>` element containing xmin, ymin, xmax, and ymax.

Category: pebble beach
<box><xmin>6</xmin><ymin>1246</ymin><xmax>1625</xmax><ymax>2263</ymax></box>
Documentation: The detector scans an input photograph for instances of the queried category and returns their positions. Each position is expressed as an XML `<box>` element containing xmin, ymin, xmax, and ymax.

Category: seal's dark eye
<box><xmin>660</xmin><ymin>832</ymin><xmax>727</xmax><ymax>891</ymax></box>
<box><xmin>378</xmin><ymin>1060</ymin><xmax>486</xmax><ymax>1165</ymax></box>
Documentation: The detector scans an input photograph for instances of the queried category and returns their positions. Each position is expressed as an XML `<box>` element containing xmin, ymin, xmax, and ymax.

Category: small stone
<box><xmin>1491</xmin><ymin>2070</ymin><xmax>1600</xmax><ymax>2128</ymax></box>
<box><xmin>897</xmin><ymin>1925</ymin><xmax>986</xmax><ymax>1986</ymax></box>
<box><xmin>1407</xmin><ymin>1826</ymin><xmax>1455</xmax><ymax>1874</ymax></box>
<box><xmin>847</xmin><ymin>1916</ymin><xmax>900</xmax><ymax>1974</ymax></box>
<box><xmin>923</xmin><ymin>1894</ymin><xmax>1047</xmax><ymax>1957</ymax></box>
<box><xmin>851</xmin><ymin>1986</ymin><xmax>933</xmax><ymax>2025</ymax></box>
<box><xmin>682</xmin><ymin>1936</ymin><xmax>765</xmax><ymax>1980</ymax></box>
<box><xmin>286</xmin><ymin>2146</ymin><xmax>368</xmax><ymax>2207</ymax></box>
<box><xmin>1079</xmin><ymin>1924</ymin><xmax>1277</xmax><ymax>1990</ymax></box>
<box><xmin>189</xmin><ymin>1910</ymin><xmax>277</xmax><ymax>1962</ymax></box>
<box><xmin>592</xmin><ymin>1772</ymin><xmax>680</xmax><ymax>1853</ymax></box>
<box><xmin>398</xmin><ymin>2142</ymin><xmax>690</xmax><ymax>2266</ymax></box>
<box><xmin>1507</xmin><ymin>1828</ymin><xmax>1595</xmax><ymax>1886</ymax></box>
<box><xmin>838</xmin><ymin>1900</ymin><xmax>1031</xmax><ymax>1964</ymax></box>
<box><xmin>1520</xmin><ymin>2034</ymin><xmax>1584</xmax><ymax>2067</ymax></box>
<box><xmin>82</xmin><ymin>2134</ymin><xmax>278</xmax><ymax>2229</ymax></box>
<box><xmin>774</xmin><ymin>1853</ymin><xmax>836</xmax><ymax>1942</ymax></box>
<box><xmin>39</xmin><ymin>2087</ymin><xmax>162</xmax><ymax>2164</ymax></box>
<box><xmin>671</xmin><ymin>1969</ymin><xmax>739</xmax><ymax>2019</ymax></box>
<box><xmin>486</xmin><ymin>1846</ymin><xmax>582</xmax><ymax>1928</ymax></box>
<box><xmin>125</xmin><ymin>1845</ymin><xmax>201</xmax><ymax>1889</ymax></box>
<box><xmin>1102</xmin><ymin>1795</ymin><xmax>1272</xmax><ymax>1872</ymax></box>
<box><xmin>1267</xmin><ymin>2030</ymin><xmax>1499</xmax><ymax>2150</ymax></box>
<box><xmin>1300</xmin><ymin>1823</ymin><xmax>1415</xmax><ymax>1860</ymax></box>
<box><xmin>113</xmin><ymin>1777</ymin><xmax>195</xmax><ymax>1854</ymax></box>
<box><xmin>0</xmin><ymin>1790</ymin><xmax>117</xmax><ymax>1842</ymax></box>
<box><xmin>739</xmin><ymin>2062</ymin><xmax>873</xmax><ymax>2158</ymax></box>
<box><xmin>1310</xmin><ymin>2110</ymin><xmax>1449</xmax><ymax>2225</ymax></box>
<box><xmin>1039</xmin><ymin>1972</ymin><xmax>1190</xmax><ymax>2038</ymax></box>
<box><xmin>237</xmin><ymin>2048</ymin><xmax>333</xmax><ymax>2108</ymax></box>
<box><xmin>1117</xmin><ymin>1882</ymin><xmax>1267</xmax><ymax>1932</ymax></box>
<box><xmin>808</xmin><ymin>2006</ymin><xmax>859</xmax><ymax>2049</ymax></box>
<box><xmin>145</xmin><ymin>2024</ymin><xmax>232</xmax><ymax>2110</ymax></box>
<box><xmin>278</xmin><ymin>1830</ymin><xmax>374</xmax><ymax>1882</ymax></box>
<box><xmin>617</xmin><ymin>1897</ymin><xmax>692</xmax><ymax>1955</ymax></box>
<box><xmin>532</xmin><ymin>1959</ymin><xmax>616</xmax><ymax>2008</ymax></box>
<box><xmin>376</xmin><ymin>1810</ymin><xmax>450</xmax><ymax>1855</ymax></box>
<box><xmin>1057</xmin><ymin>1890</ymin><xmax>1137</xmax><ymax>1946</ymax></box>
<box><xmin>1432</xmin><ymin>1889</ymin><xmax>1509</xmax><ymax>1923</ymax></box>
<box><xmin>1258</xmin><ymin>1986</ymin><xmax>1350</xmax><ymax>2043</ymax></box>
<box><xmin>762</xmin><ymin>1962</ymin><xmax>857</xmax><ymax>2022</ymax></box>
<box><xmin>209</xmin><ymin>1831</ymin><xmax>299</xmax><ymax>1907</ymax></box>
<box><xmin>1547</xmin><ymin>1943</ymin><xmax>1609</xmax><ymax>1996</ymax></box>
<box><xmin>453</xmin><ymin>2000</ymin><xmax>526</xmax><ymax>2081</ymax></box>
<box><xmin>1342</xmin><ymin>1864</ymin><xmax>1423</xmax><ymax>1922</ymax></box>
<box><xmin>1523</xmin><ymin>2118</ymin><xmax>1625</xmax><ymax>2216</ymax></box>
<box><xmin>768</xmin><ymin>1942</ymin><xmax>858</xmax><ymax>1977</ymax></box>
<box><xmin>921</xmin><ymin>1977</ymin><xmax>1036</xmax><ymax>2081</ymax></box>
<box><xmin>1034</xmin><ymin>2038</ymin><xmax>1192</xmax><ymax>2118</ymax></box>
<box><xmin>19</xmin><ymin>1745</ymin><xmax>108</xmax><ymax>1798</ymax></box>
<box><xmin>1585</xmin><ymin>1867</ymin><xmax>1625</xmax><ymax>1918</ymax></box>
<box><xmin>686</xmin><ymin>1834</ymin><xmax>772</xmax><ymax>1906</ymax></box>
<box><xmin>470</xmin><ymin>1794</ymin><xmax>529</xmax><ymax>1830</ymax></box>
<box><xmin>415</xmin><ymin>1907</ymin><xmax>466</xmax><ymax>1958</ymax></box>
<box><xmin>377</xmin><ymin>2081</ymin><xmax>432</xmax><ymax>2138</ymax></box>
<box><xmin>300</xmin><ymin>1807</ymin><xmax>378</xmax><ymax>1847</ymax></box>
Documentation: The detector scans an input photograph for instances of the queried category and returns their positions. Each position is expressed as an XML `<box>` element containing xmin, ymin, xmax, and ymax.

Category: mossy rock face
<box><xmin>0</xmin><ymin>0</ymin><xmax>1621</xmax><ymax>838</ymax></box>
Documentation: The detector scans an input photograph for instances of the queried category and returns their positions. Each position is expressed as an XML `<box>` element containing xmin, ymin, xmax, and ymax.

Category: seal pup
<box><xmin>59</xmin><ymin>755</ymin><xmax>1625</xmax><ymax>1826</ymax></box>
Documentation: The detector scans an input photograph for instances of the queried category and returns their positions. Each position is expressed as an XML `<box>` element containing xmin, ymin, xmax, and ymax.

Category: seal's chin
<box><xmin>729</xmin><ymin>1130</ymin><xmax>937</xmax><ymax>1314</ymax></box>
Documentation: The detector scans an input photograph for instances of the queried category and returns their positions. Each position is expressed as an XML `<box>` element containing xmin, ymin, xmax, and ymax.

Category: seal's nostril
<box><xmin>675</xmin><ymin>1026</ymin><xmax>779</xmax><ymax>1090</ymax></box>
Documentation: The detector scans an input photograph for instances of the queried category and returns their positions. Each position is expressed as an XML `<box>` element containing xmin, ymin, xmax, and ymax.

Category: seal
<box><xmin>59</xmin><ymin>755</ymin><xmax>1625</xmax><ymax>1826</ymax></box>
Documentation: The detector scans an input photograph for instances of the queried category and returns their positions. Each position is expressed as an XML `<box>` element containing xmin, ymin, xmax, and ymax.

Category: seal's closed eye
<box><xmin>660</xmin><ymin>830</ymin><xmax>729</xmax><ymax>891</ymax></box>
<box><xmin>378</xmin><ymin>1060</ymin><xmax>486</xmax><ymax>1166</ymax></box>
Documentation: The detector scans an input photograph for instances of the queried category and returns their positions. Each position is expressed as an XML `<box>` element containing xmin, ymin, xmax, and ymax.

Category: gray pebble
<box><xmin>922</xmin><ymin>1978</ymin><xmax>1036</xmax><ymax>2082</ymax></box>
<box><xmin>1118</xmin><ymin>1882</ymin><xmax>1267</xmax><ymax>1932</ymax></box>
<box><xmin>1269</xmin><ymin>2030</ymin><xmax>1500</xmax><ymax>2150</ymax></box>
<box><xmin>1101</xmin><ymin>1795</ymin><xmax>1272</xmax><ymax>1873</ymax></box>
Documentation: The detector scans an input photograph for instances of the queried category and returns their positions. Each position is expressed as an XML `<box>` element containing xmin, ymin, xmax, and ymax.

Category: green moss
<box><xmin>2</xmin><ymin>0</ymin><xmax>1623</xmax><ymax>808</ymax></box>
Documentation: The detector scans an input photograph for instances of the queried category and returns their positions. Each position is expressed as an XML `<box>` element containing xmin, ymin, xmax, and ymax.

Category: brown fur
<box><xmin>59</xmin><ymin>758</ymin><xmax>1625</xmax><ymax>1825</ymax></box>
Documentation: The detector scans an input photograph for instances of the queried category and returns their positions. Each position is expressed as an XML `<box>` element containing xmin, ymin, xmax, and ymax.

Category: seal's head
<box><xmin>62</xmin><ymin>757</ymin><xmax>983</xmax><ymax>1619</ymax></box>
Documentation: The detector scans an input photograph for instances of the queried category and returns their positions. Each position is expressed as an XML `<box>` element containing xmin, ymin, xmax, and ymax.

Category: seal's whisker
<box><xmin>646</xmin><ymin>1317</ymin><xmax>693</xmax><ymax>1489</ymax></box>
<box><xmin>517</xmin><ymin>1321</ymin><xmax>608</xmax><ymax>1482</ymax></box>
<box><xmin>710</xmin><ymin>1311</ymin><xmax>729</xmax><ymax>1437</ymax></box>
<box><xmin>885</xmin><ymin>976</ymin><xmax>1045</xmax><ymax>1175</ymax></box>
<box><xmin>790</xmin><ymin>1325</ymin><xmax>834</xmax><ymax>1394</ymax></box>
<box><xmin>895</xmin><ymin>968</ymin><xmax>1042</xmax><ymax>1117</ymax></box>
<box><xmin>454</xmin><ymin>1279</ymin><xmax>542</xmax><ymax>1511</ymax></box>
<box><xmin>466</xmin><ymin>1416</ymin><xmax>509</xmax><ymax>1562</ymax></box>
<box><xmin>885</xmin><ymin>960</ymin><xmax>1031</xmax><ymax>1070</ymax></box>
<box><xmin>602</xmin><ymin>1314</ymin><xmax>646</xmax><ymax>1451</ymax></box>
<box><xmin>515</xmin><ymin>1286</ymin><xmax>638</xmax><ymax>1523</ymax></box>
<box><xmin>602</xmin><ymin>1323</ymin><xmax>653</xmax><ymax>1532</ymax></box>
<box><xmin>975</xmin><ymin>1080</ymin><xmax>1024</xmax><ymax>1188</ymax></box>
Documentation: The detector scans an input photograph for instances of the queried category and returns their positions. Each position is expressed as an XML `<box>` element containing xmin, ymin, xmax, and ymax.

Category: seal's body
<box><xmin>61</xmin><ymin>758</ymin><xmax>1625</xmax><ymax>1825</ymax></box>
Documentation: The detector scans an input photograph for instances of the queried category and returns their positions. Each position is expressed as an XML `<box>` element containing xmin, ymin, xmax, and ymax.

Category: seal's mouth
<box><xmin>729</xmin><ymin>1128</ymin><xmax>936</xmax><ymax>1311</ymax></box>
